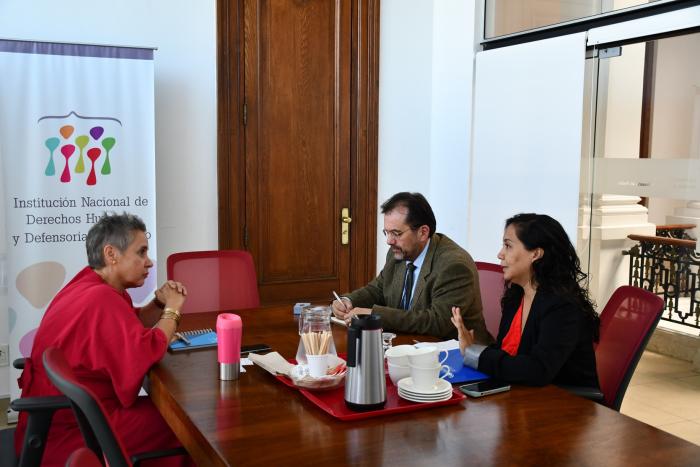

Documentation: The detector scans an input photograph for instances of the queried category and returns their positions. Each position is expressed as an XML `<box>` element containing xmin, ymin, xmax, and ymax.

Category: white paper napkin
<box><xmin>248</xmin><ymin>351</ymin><xmax>294</xmax><ymax>376</ymax></box>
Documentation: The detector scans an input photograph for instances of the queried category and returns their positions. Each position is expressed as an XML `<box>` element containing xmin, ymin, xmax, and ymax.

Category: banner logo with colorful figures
<box><xmin>39</xmin><ymin>111</ymin><xmax>121</xmax><ymax>186</ymax></box>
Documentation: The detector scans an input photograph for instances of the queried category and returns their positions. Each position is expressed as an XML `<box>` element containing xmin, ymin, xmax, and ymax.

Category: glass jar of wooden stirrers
<box><xmin>296</xmin><ymin>305</ymin><xmax>337</xmax><ymax>376</ymax></box>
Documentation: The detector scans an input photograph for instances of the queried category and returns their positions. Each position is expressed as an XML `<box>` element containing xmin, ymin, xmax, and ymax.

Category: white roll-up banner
<box><xmin>0</xmin><ymin>39</ymin><xmax>156</xmax><ymax>400</ymax></box>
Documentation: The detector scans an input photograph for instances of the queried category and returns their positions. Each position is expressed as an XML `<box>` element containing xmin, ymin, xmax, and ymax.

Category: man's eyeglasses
<box><xmin>382</xmin><ymin>228</ymin><xmax>412</xmax><ymax>240</ymax></box>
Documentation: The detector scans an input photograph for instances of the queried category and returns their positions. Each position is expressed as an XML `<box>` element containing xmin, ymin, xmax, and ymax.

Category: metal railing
<box><xmin>623</xmin><ymin>225</ymin><xmax>699</xmax><ymax>332</ymax></box>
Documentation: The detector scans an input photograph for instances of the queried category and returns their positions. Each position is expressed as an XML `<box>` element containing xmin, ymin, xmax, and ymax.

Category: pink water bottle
<box><xmin>217</xmin><ymin>313</ymin><xmax>242</xmax><ymax>380</ymax></box>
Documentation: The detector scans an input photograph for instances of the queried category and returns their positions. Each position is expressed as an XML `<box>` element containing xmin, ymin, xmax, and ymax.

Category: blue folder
<box><xmin>443</xmin><ymin>348</ymin><xmax>489</xmax><ymax>384</ymax></box>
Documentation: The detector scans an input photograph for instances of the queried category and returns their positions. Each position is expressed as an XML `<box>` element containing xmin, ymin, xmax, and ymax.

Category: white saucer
<box><xmin>397</xmin><ymin>389</ymin><xmax>452</xmax><ymax>401</ymax></box>
<box><xmin>397</xmin><ymin>377</ymin><xmax>452</xmax><ymax>396</ymax></box>
<box><xmin>398</xmin><ymin>388</ymin><xmax>452</xmax><ymax>403</ymax></box>
<box><xmin>398</xmin><ymin>388</ymin><xmax>452</xmax><ymax>401</ymax></box>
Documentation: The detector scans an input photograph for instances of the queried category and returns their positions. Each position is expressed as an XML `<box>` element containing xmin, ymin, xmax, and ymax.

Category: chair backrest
<box><xmin>43</xmin><ymin>347</ymin><xmax>131</xmax><ymax>467</ymax></box>
<box><xmin>475</xmin><ymin>262</ymin><xmax>504</xmax><ymax>339</ymax></box>
<box><xmin>595</xmin><ymin>286</ymin><xmax>663</xmax><ymax>411</ymax></box>
<box><xmin>167</xmin><ymin>250</ymin><xmax>260</xmax><ymax>313</ymax></box>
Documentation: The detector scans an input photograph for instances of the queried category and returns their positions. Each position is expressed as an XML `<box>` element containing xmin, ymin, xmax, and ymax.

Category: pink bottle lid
<box><xmin>217</xmin><ymin>313</ymin><xmax>242</xmax><ymax>364</ymax></box>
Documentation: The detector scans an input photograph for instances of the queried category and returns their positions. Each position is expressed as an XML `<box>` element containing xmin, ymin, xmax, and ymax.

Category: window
<box><xmin>485</xmin><ymin>0</ymin><xmax>664</xmax><ymax>39</ymax></box>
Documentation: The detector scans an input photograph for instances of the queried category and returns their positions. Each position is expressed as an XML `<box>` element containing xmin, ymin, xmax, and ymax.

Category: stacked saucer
<box><xmin>397</xmin><ymin>377</ymin><xmax>453</xmax><ymax>403</ymax></box>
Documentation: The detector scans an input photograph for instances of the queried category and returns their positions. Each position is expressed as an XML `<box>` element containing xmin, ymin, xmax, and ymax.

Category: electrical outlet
<box><xmin>7</xmin><ymin>407</ymin><xmax>18</xmax><ymax>424</ymax></box>
<box><xmin>0</xmin><ymin>343</ymin><xmax>9</xmax><ymax>367</ymax></box>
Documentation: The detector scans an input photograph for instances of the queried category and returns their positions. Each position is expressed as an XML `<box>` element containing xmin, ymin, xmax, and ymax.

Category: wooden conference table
<box><xmin>147</xmin><ymin>305</ymin><xmax>700</xmax><ymax>466</ymax></box>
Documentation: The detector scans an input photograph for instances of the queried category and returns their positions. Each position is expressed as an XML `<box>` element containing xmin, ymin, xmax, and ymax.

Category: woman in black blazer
<box><xmin>451</xmin><ymin>213</ymin><xmax>599</xmax><ymax>387</ymax></box>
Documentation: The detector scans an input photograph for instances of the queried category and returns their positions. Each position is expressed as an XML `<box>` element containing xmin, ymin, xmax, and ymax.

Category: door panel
<box><xmin>244</xmin><ymin>0</ymin><xmax>351</xmax><ymax>302</ymax></box>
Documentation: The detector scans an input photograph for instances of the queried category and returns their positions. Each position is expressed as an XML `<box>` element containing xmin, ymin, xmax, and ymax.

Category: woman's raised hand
<box><xmin>450</xmin><ymin>306</ymin><xmax>475</xmax><ymax>355</ymax></box>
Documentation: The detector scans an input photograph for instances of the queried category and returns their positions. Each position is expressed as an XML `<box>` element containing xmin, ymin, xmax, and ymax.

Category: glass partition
<box><xmin>582</xmin><ymin>31</ymin><xmax>700</xmax><ymax>334</ymax></box>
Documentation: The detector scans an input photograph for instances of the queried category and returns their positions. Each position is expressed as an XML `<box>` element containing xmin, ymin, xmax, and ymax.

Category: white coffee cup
<box><xmin>387</xmin><ymin>362</ymin><xmax>411</xmax><ymax>386</ymax></box>
<box><xmin>407</xmin><ymin>346</ymin><xmax>448</xmax><ymax>367</ymax></box>
<box><xmin>409</xmin><ymin>363</ymin><xmax>452</xmax><ymax>391</ymax></box>
<box><xmin>306</xmin><ymin>354</ymin><xmax>329</xmax><ymax>378</ymax></box>
<box><xmin>384</xmin><ymin>344</ymin><xmax>414</xmax><ymax>366</ymax></box>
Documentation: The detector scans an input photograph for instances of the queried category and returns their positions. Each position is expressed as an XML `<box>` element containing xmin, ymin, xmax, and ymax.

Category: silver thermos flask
<box><xmin>344</xmin><ymin>314</ymin><xmax>387</xmax><ymax>411</ymax></box>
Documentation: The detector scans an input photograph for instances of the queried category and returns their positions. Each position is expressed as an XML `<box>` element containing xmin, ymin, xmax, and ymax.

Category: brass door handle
<box><xmin>341</xmin><ymin>208</ymin><xmax>351</xmax><ymax>245</ymax></box>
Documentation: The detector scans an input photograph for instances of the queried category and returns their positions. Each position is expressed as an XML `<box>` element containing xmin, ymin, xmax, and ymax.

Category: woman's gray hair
<box><xmin>86</xmin><ymin>212</ymin><xmax>147</xmax><ymax>268</ymax></box>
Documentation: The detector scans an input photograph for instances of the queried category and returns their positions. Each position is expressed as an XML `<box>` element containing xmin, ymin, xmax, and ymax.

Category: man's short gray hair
<box><xmin>86</xmin><ymin>212</ymin><xmax>147</xmax><ymax>269</ymax></box>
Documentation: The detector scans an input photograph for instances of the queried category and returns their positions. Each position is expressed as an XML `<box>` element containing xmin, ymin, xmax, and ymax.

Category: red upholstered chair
<box><xmin>65</xmin><ymin>448</ymin><xmax>102</xmax><ymax>467</ymax></box>
<box><xmin>475</xmin><ymin>262</ymin><xmax>504</xmax><ymax>339</ymax></box>
<box><xmin>594</xmin><ymin>286</ymin><xmax>663</xmax><ymax>411</ymax></box>
<box><xmin>564</xmin><ymin>286</ymin><xmax>663</xmax><ymax>410</ymax></box>
<box><xmin>167</xmin><ymin>250</ymin><xmax>260</xmax><ymax>313</ymax></box>
<box><xmin>42</xmin><ymin>347</ymin><xmax>187</xmax><ymax>467</ymax></box>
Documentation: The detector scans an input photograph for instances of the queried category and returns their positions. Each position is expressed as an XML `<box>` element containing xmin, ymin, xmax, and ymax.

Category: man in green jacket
<box><xmin>332</xmin><ymin>192</ymin><xmax>493</xmax><ymax>343</ymax></box>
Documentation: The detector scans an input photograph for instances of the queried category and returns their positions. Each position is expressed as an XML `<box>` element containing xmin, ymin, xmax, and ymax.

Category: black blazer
<box><xmin>478</xmin><ymin>288</ymin><xmax>599</xmax><ymax>387</ymax></box>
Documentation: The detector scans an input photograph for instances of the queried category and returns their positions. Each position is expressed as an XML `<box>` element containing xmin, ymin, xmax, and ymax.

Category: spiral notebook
<box><xmin>169</xmin><ymin>328</ymin><xmax>217</xmax><ymax>351</ymax></box>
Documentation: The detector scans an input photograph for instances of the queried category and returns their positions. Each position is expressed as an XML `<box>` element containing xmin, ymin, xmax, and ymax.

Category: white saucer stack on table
<box><xmin>397</xmin><ymin>378</ymin><xmax>452</xmax><ymax>403</ymax></box>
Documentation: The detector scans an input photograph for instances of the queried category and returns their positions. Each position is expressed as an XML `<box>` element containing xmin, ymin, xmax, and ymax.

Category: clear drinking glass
<box><xmin>382</xmin><ymin>332</ymin><xmax>396</xmax><ymax>354</ymax></box>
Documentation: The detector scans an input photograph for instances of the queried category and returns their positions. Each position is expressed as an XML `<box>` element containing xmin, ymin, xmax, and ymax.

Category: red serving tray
<box><xmin>268</xmin><ymin>354</ymin><xmax>465</xmax><ymax>420</ymax></box>
<box><xmin>298</xmin><ymin>374</ymin><xmax>465</xmax><ymax>421</ymax></box>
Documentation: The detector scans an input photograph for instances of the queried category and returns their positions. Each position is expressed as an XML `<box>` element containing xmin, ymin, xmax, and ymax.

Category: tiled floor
<box><xmin>621</xmin><ymin>351</ymin><xmax>700</xmax><ymax>446</ymax></box>
<box><xmin>1</xmin><ymin>351</ymin><xmax>698</xmax><ymax>446</ymax></box>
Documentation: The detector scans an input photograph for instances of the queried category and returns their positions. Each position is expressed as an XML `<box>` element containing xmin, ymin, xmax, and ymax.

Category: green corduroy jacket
<box><xmin>347</xmin><ymin>233</ymin><xmax>494</xmax><ymax>343</ymax></box>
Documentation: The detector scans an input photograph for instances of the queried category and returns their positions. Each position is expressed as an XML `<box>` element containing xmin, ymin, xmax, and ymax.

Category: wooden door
<box><xmin>217</xmin><ymin>0</ymin><xmax>379</xmax><ymax>304</ymax></box>
<box><xmin>244</xmin><ymin>0</ymin><xmax>350</xmax><ymax>303</ymax></box>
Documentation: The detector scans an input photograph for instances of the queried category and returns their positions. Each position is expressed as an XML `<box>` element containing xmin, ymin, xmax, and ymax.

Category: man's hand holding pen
<box><xmin>331</xmin><ymin>293</ymin><xmax>371</xmax><ymax>324</ymax></box>
<box><xmin>331</xmin><ymin>294</ymin><xmax>353</xmax><ymax>320</ymax></box>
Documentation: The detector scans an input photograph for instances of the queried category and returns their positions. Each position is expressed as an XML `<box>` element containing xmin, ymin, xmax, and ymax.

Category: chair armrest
<box><xmin>10</xmin><ymin>395</ymin><xmax>71</xmax><ymax>412</ymax></box>
<box><xmin>11</xmin><ymin>395</ymin><xmax>71</xmax><ymax>467</ymax></box>
<box><xmin>558</xmin><ymin>385</ymin><xmax>604</xmax><ymax>402</ymax></box>
<box><xmin>131</xmin><ymin>447</ymin><xmax>189</xmax><ymax>466</ymax></box>
<box><xmin>13</xmin><ymin>358</ymin><xmax>25</xmax><ymax>370</ymax></box>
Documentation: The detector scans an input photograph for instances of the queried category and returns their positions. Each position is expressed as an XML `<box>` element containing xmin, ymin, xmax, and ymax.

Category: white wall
<box><xmin>377</xmin><ymin>0</ymin><xmax>434</xmax><ymax>270</ymax></box>
<box><xmin>430</xmin><ymin>1</ymin><xmax>475</xmax><ymax>247</ymax></box>
<box><xmin>0</xmin><ymin>0</ymin><xmax>218</xmax><ymax>397</ymax></box>
<box><xmin>377</xmin><ymin>0</ymin><xmax>477</xmax><ymax>271</ymax></box>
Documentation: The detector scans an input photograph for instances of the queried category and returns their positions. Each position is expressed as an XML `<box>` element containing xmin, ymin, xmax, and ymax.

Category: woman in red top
<box><xmin>15</xmin><ymin>212</ymin><xmax>192</xmax><ymax>466</ymax></box>
<box><xmin>451</xmin><ymin>213</ymin><xmax>599</xmax><ymax>387</ymax></box>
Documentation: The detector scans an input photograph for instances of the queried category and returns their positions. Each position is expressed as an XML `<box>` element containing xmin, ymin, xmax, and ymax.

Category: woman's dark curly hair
<box><xmin>501</xmin><ymin>213</ymin><xmax>599</xmax><ymax>340</ymax></box>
